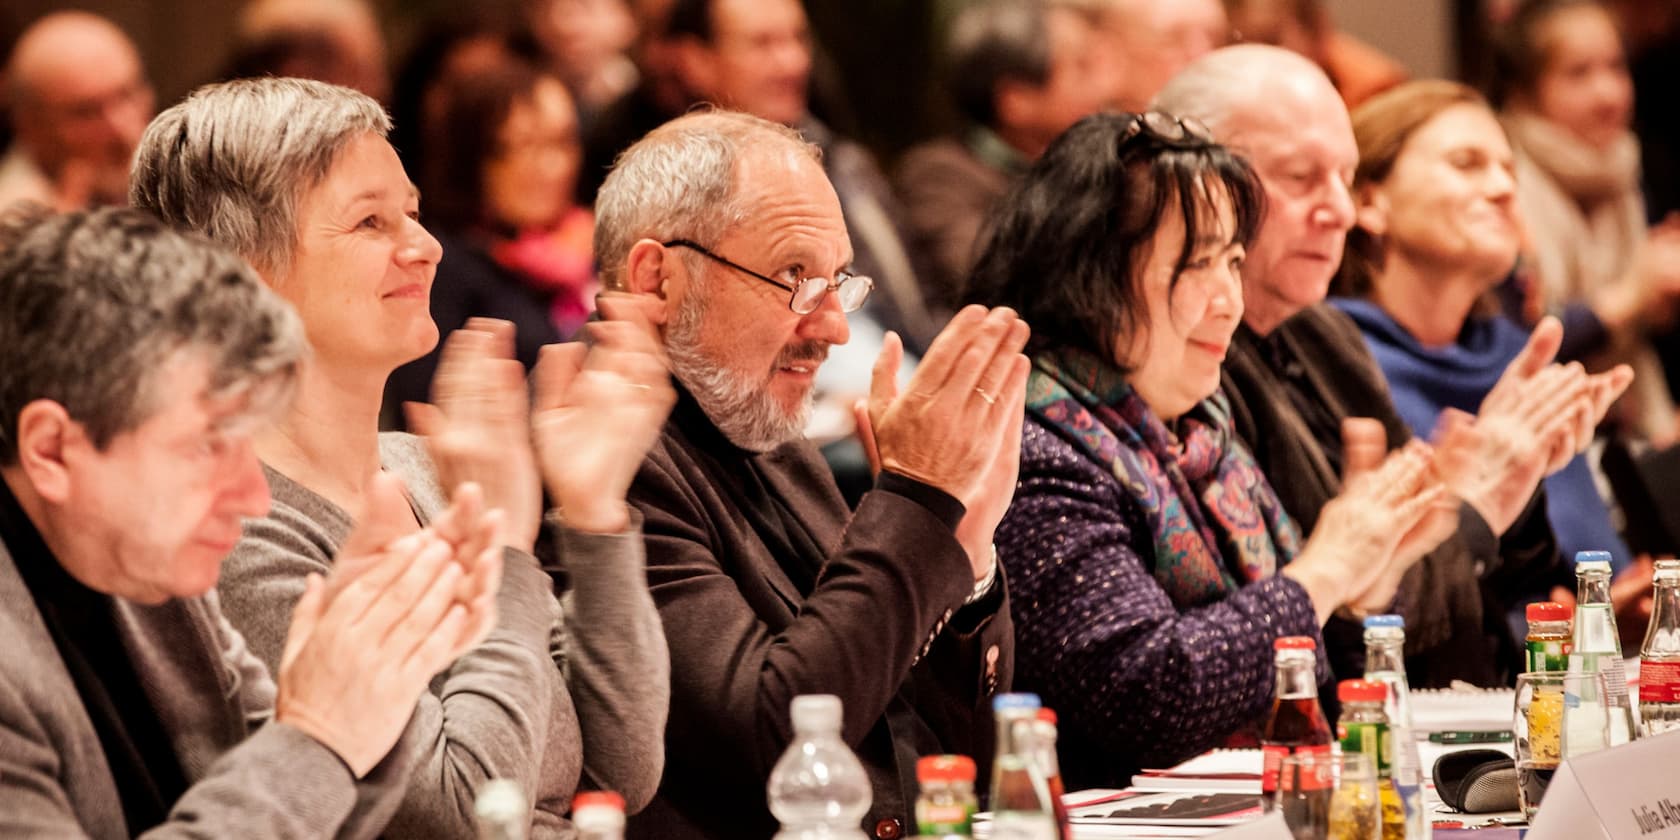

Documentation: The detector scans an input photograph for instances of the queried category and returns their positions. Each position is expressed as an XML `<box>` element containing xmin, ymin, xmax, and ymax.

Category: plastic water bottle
<box><xmin>574</xmin><ymin>791</ymin><xmax>626</xmax><ymax>840</ymax></box>
<box><xmin>474</xmin><ymin>779</ymin><xmax>528</xmax><ymax>840</ymax></box>
<box><xmin>768</xmin><ymin>694</ymin><xmax>872</xmax><ymax>839</ymax></box>
<box><xmin>1364</xmin><ymin>615</ymin><xmax>1424</xmax><ymax>839</ymax></box>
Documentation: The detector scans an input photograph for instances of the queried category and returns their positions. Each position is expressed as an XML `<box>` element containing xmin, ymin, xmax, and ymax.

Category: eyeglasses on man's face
<box><xmin>662</xmin><ymin>239</ymin><xmax>874</xmax><ymax>315</ymax></box>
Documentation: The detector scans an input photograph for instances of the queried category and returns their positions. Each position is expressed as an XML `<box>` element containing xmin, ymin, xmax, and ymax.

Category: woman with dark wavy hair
<box><xmin>966</xmin><ymin>111</ymin><xmax>1451</xmax><ymax>787</ymax></box>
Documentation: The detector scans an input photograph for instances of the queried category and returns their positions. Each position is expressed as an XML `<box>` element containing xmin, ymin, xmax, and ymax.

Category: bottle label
<box><xmin>1527</xmin><ymin>639</ymin><xmax>1570</xmax><ymax>672</ymax></box>
<box><xmin>1262</xmin><ymin>743</ymin><xmax>1333</xmax><ymax>792</ymax></box>
<box><xmin>988</xmin><ymin>813</ymin><xmax>1059</xmax><ymax>840</ymax></box>
<box><xmin>1640</xmin><ymin>660</ymin><xmax>1680</xmax><ymax>703</ymax></box>
<box><xmin>1337</xmin><ymin>720</ymin><xmax>1392</xmax><ymax>778</ymax></box>
<box><xmin>917</xmin><ymin>802</ymin><xmax>974</xmax><ymax>834</ymax></box>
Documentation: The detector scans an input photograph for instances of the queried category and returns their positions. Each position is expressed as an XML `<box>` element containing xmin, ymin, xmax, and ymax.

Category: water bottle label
<box><xmin>1640</xmin><ymin>660</ymin><xmax>1680</xmax><ymax>702</ymax></box>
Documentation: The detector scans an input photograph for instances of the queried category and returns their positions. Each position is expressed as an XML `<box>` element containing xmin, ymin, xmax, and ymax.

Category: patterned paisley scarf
<box><xmin>1027</xmin><ymin>346</ymin><xmax>1304</xmax><ymax>609</ymax></box>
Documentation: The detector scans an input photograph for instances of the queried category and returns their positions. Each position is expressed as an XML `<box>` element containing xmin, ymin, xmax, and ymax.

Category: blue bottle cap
<box><xmin>1363</xmin><ymin>614</ymin><xmax>1404</xmax><ymax>628</ymax></box>
<box><xmin>1575</xmin><ymin>550</ymin><xmax>1614</xmax><ymax>566</ymax></box>
<box><xmin>993</xmin><ymin>693</ymin><xmax>1042</xmax><ymax>712</ymax></box>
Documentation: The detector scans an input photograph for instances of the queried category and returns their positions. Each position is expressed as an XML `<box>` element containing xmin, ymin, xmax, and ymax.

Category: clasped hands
<box><xmin>853</xmin><ymin>305</ymin><xmax>1032</xmax><ymax>583</ymax></box>
<box><xmin>276</xmin><ymin>296</ymin><xmax>676</xmax><ymax>776</ymax></box>
<box><xmin>1286</xmin><ymin>316</ymin><xmax>1632</xmax><ymax>625</ymax></box>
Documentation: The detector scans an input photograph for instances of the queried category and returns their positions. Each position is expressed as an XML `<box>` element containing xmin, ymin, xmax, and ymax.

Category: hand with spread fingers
<box><xmin>533</xmin><ymin>292</ymin><xmax>677</xmax><ymax>534</ymax></box>
<box><xmin>274</xmin><ymin>473</ymin><xmax>502</xmax><ymax>777</ymax></box>
<box><xmin>1284</xmin><ymin>433</ymin><xmax>1452</xmax><ymax>625</ymax></box>
<box><xmin>1450</xmin><ymin>317</ymin><xmax>1632</xmax><ymax>536</ymax></box>
<box><xmin>406</xmin><ymin>318</ymin><xmax>543</xmax><ymax>552</ymax></box>
<box><xmin>861</xmin><ymin>305</ymin><xmax>1030</xmax><ymax>579</ymax></box>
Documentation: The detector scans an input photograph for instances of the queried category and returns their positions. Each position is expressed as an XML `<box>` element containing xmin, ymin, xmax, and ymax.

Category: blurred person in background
<box><xmin>895</xmin><ymin>0</ymin><xmax>1119</xmax><ymax>318</ymax></box>
<box><xmin>386</xmin><ymin>51</ymin><xmax>598</xmax><ymax>425</ymax></box>
<box><xmin>0</xmin><ymin>11</ymin><xmax>152</xmax><ymax>211</ymax></box>
<box><xmin>1494</xmin><ymin>0</ymin><xmax>1680</xmax><ymax>445</ymax></box>
<box><xmin>1078</xmin><ymin>0</ymin><xmax>1228</xmax><ymax>111</ymax></box>
<box><xmin>388</xmin><ymin>15</ymin><xmax>524</xmax><ymax>180</ymax></box>
<box><xmin>1221</xmin><ymin>0</ymin><xmax>1409</xmax><ymax>107</ymax></box>
<box><xmin>580</xmin><ymin>0</ymin><xmax>686</xmax><ymax>204</ymax></box>
<box><xmin>234</xmin><ymin>0</ymin><xmax>389</xmax><ymax>103</ymax></box>
<box><xmin>524</xmin><ymin>0</ymin><xmax>639</xmax><ymax>129</ymax></box>
<box><xmin>1330</xmin><ymin>79</ymin><xmax>1650</xmax><ymax>636</ymax></box>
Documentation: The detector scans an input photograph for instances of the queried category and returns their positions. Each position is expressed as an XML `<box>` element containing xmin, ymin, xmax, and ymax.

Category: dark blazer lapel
<box><xmin>755</xmin><ymin>444</ymin><xmax>851</xmax><ymax>597</ymax></box>
<box><xmin>110</xmin><ymin>598</ymin><xmax>244</xmax><ymax>779</ymax></box>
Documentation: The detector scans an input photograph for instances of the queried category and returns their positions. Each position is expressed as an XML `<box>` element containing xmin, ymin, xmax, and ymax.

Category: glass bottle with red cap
<box><xmin>1525</xmin><ymin>601</ymin><xmax>1572</xmax><ymax>673</ymax></box>
<box><xmin>1337</xmin><ymin>679</ymin><xmax>1405</xmax><ymax>840</ymax></box>
<box><xmin>915</xmin><ymin>755</ymin><xmax>978</xmax><ymax>839</ymax></box>
<box><xmin>1639</xmin><ymin>560</ymin><xmax>1680</xmax><ymax>736</ymax></box>
<box><xmin>573</xmin><ymin>791</ymin><xmax>626</xmax><ymax>840</ymax></box>
<box><xmin>1029</xmin><ymin>709</ymin><xmax>1071</xmax><ymax>840</ymax></box>
<box><xmin>1261</xmin><ymin>636</ymin><xmax>1332</xmax><ymax>799</ymax></box>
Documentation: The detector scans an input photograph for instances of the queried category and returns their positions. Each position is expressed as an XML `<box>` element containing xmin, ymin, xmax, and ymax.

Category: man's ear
<box><xmin>1354</xmin><ymin>182</ymin><xmax>1390</xmax><ymax>237</ymax></box>
<box><xmin>625</xmin><ymin>238</ymin><xmax>671</xmax><ymax>297</ymax></box>
<box><xmin>13</xmin><ymin>400</ymin><xmax>77</xmax><ymax>503</ymax></box>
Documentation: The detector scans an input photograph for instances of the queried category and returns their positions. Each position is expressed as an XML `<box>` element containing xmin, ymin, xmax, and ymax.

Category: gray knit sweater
<box><xmin>217</xmin><ymin>433</ymin><xmax>669</xmax><ymax>838</ymax></box>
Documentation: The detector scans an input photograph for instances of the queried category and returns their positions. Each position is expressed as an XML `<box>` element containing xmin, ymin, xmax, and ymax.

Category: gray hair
<box><xmin>1153</xmin><ymin>44</ymin><xmax>1329</xmax><ymax>138</ymax></box>
<box><xmin>0</xmin><ymin>205</ymin><xmax>305</xmax><ymax>463</ymax></box>
<box><xmin>946</xmin><ymin>0</ymin><xmax>1055</xmax><ymax>129</ymax></box>
<box><xmin>128</xmin><ymin>76</ymin><xmax>390</xmax><ymax>278</ymax></box>
<box><xmin>594</xmin><ymin>109</ymin><xmax>818</xmax><ymax>291</ymax></box>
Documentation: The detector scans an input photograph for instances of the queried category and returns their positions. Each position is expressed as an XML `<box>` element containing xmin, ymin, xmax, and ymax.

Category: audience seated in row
<box><xmin>129</xmin><ymin>77</ymin><xmax>673</xmax><ymax>837</ymax></box>
<box><xmin>0</xmin><ymin>205</ymin><xmax>485</xmax><ymax>835</ymax></box>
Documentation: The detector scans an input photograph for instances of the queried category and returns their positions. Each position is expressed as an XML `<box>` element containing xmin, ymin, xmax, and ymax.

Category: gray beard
<box><xmin>665</xmin><ymin>292</ymin><xmax>815</xmax><ymax>453</ymax></box>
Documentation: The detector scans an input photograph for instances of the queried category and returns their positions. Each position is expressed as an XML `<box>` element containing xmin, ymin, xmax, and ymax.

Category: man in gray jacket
<box><xmin>0</xmin><ymin>206</ymin><xmax>501</xmax><ymax>837</ymax></box>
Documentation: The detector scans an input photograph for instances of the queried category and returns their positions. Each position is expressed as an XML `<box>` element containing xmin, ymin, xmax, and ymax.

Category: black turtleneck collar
<box><xmin>0</xmin><ymin>472</ymin><xmax>186</xmax><ymax>832</ymax></box>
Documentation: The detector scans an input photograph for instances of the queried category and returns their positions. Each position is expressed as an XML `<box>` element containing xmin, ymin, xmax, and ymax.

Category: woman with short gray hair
<box><xmin>131</xmin><ymin>77</ymin><xmax>673</xmax><ymax>838</ymax></box>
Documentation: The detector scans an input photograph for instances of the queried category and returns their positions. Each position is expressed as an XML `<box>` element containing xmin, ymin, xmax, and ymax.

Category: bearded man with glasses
<box><xmin>594</xmin><ymin>110</ymin><xmax>1026</xmax><ymax>840</ymax></box>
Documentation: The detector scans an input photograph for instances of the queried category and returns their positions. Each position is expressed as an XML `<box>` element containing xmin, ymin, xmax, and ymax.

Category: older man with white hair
<box><xmin>1154</xmin><ymin>45</ymin><xmax>1621</xmax><ymax>687</ymax></box>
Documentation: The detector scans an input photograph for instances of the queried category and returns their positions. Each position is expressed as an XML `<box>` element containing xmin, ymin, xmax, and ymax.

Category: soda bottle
<box><xmin>988</xmin><ymin>693</ymin><xmax>1058</xmax><ymax>840</ymax></box>
<box><xmin>1525</xmin><ymin>602</ymin><xmax>1572</xmax><ymax>673</ymax></box>
<box><xmin>1363</xmin><ymin>615</ymin><xmax>1423</xmax><ymax>839</ymax></box>
<box><xmin>474</xmin><ymin>779</ymin><xmax>528</xmax><ymax>840</ymax></box>
<box><xmin>915</xmin><ymin>755</ymin><xmax>978</xmax><ymax>839</ymax></box>
<box><xmin>1337</xmin><ymin>679</ymin><xmax>1405</xmax><ymax>840</ymax></box>
<box><xmin>573</xmin><ymin>791</ymin><xmax>625</xmax><ymax>840</ymax></box>
<box><xmin>1029</xmin><ymin>709</ymin><xmax>1072</xmax><ymax>840</ymax></box>
<box><xmin>1639</xmin><ymin>562</ymin><xmax>1680</xmax><ymax>736</ymax></box>
<box><xmin>768</xmin><ymin>695</ymin><xmax>872</xmax><ymax>840</ymax></box>
<box><xmin>1261</xmin><ymin>636</ymin><xmax>1332</xmax><ymax>800</ymax></box>
<box><xmin>1570</xmin><ymin>554</ymin><xmax>1638</xmax><ymax>744</ymax></box>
